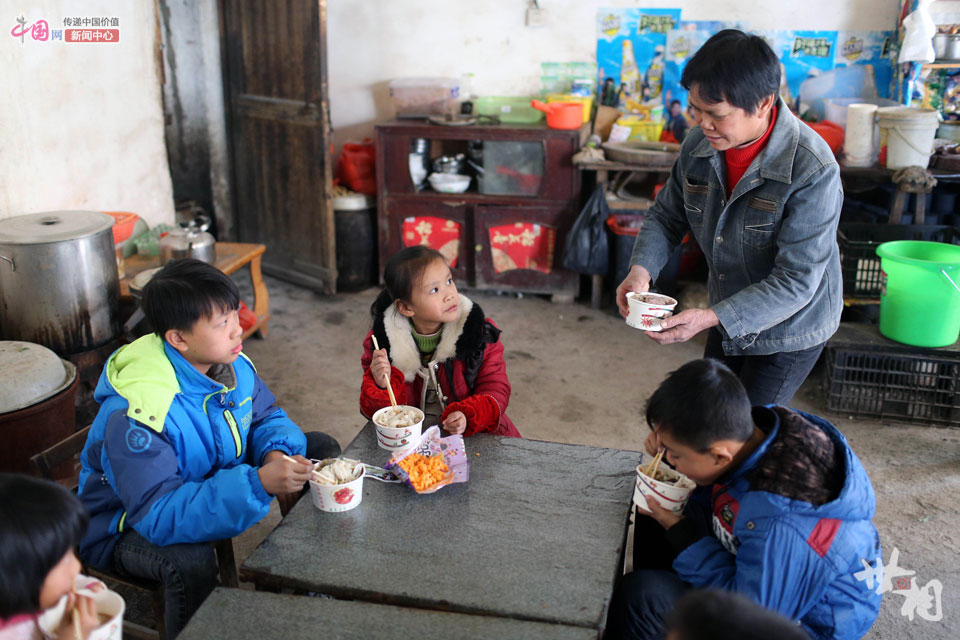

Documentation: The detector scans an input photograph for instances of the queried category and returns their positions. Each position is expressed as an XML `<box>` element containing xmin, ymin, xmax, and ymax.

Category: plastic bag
<box><xmin>384</xmin><ymin>426</ymin><xmax>470</xmax><ymax>494</ymax></box>
<box><xmin>562</xmin><ymin>185</ymin><xmax>610</xmax><ymax>275</ymax></box>
<box><xmin>336</xmin><ymin>140</ymin><xmax>376</xmax><ymax>195</ymax></box>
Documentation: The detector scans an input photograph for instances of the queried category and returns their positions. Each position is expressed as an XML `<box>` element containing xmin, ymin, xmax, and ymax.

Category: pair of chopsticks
<box><xmin>371</xmin><ymin>336</ymin><xmax>398</xmax><ymax>409</ymax></box>
<box><xmin>282</xmin><ymin>454</ymin><xmax>323</xmax><ymax>480</ymax></box>
<box><xmin>645</xmin><ymin>448</ymin><xmax>665</xmax><ymax>479</ymax></box>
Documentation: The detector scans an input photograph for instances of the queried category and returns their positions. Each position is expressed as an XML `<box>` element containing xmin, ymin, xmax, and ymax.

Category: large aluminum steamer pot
<box><xmin>0</xmin><ymin>211</ymin><xmax>120</xmax><ymax>355</ymax></box>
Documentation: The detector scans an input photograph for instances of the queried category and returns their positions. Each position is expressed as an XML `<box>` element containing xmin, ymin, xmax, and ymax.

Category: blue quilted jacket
<box><xmin>77</xmin><ymin>334</ymin><xmax>305</xmax><ymax>569</ymax></box>
<box><xmin>673</xmin><ymin>407</ymin><xmax>882</xmax><ymax>639</ymax></box>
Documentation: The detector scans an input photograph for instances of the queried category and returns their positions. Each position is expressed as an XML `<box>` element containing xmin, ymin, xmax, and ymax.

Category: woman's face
<box><xmin>38</xmin><ymin>549</ymin><xmax>81</xmax><ymax>609</ymax></box>
<box><xmin>686</xmin><ymin>84</ymin><xmax>775</xmax><ymax>151</ymax></box>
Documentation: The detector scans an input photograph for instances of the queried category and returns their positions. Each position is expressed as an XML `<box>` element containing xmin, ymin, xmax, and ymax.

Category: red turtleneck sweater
<box><xmin>724</xmin><ymin>105</ymin><xmax>777</xmax><ymax>197</ymax></box>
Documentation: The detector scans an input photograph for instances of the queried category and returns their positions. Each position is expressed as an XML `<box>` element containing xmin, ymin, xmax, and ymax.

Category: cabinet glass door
<box><xmin>478</xmin><ymin>141</ymin><xmax>544</xmax><ymax>196</ymax></box>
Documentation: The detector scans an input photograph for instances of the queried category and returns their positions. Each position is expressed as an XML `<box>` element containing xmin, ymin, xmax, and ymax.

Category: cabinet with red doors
<box><xmin>375</xmin><ymin>120</ymin><xmax>583</xmax><ymax>299</ymax></box>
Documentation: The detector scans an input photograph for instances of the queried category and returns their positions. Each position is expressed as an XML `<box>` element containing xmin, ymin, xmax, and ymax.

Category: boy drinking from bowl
<box><xmin>77</xmin><ymin>259</ymin><xmax>340</xmax><ymax>638</ymax></box>
<box><xmin>605</xmin><ymin>359</ymin><xmax>881</xmax><ymax>640</ymax></box>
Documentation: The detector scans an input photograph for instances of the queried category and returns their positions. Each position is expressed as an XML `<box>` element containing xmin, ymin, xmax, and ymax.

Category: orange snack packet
<box><xmin>396</xmin><ymin>453</ymin><xmax>450</xmax><ymax>493</ymax></box>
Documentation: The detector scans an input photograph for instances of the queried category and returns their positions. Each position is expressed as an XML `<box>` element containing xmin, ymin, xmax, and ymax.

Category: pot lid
<box><xmin>0</xmin><ymin>211</ymin><xmax>114</xmax><ymax>244</ymax></box>
<box><xmin>0</xmin><ymin>341</ymin><xmax>77</xmax><ymax>414</ymax></box>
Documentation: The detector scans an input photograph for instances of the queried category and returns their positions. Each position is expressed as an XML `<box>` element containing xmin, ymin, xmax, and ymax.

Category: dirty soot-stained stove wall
<box><xmin>219</xmin><ymin>0</ymin><xmax>336</xmax><ymax>294</ymax></box>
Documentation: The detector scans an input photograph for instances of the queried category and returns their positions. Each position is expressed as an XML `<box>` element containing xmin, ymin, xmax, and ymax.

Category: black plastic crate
<box><xmin>824</xmin><ymin>324</ymin><xmax>960</xmax><ymax>427</ymax></box>
<box><xmin>837</xmin><ymin>223</ymin><xmax>960</xmax><ymax>298</ymax></box>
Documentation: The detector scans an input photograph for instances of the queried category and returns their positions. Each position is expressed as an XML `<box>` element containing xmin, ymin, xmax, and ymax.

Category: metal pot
<box><xmin>159</xmin><ymin>216</ymin><xmax>217</xmax><ymax>264</ymax></box>
<box><xmin>0</xmin><ymin>211</ymin><xmax>120</xmax><ymax>355</ymax></box>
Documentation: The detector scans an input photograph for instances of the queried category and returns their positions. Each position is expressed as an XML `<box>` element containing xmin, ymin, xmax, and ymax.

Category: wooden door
<box><xmin>220</xmin><ymin>0</ymin><xmax>336</xmax><ymax>293</ymax></box>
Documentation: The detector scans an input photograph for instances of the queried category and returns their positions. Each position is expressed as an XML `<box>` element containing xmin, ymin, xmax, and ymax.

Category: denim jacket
<box><xmin>630</xmin><ymin>98</ymin><xmax>843</xmax><ymax>355</ymax></box>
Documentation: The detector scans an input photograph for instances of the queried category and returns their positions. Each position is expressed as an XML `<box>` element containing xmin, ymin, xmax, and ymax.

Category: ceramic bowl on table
<box><xmin>428</xmin><ymin>173</ymin><xmax>471</xmax><ymax>193</ymax></box>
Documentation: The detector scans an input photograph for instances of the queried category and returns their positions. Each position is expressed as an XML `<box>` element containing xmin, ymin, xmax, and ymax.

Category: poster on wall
<box><xmin>663</xmin><ymin>22</ymin><xmax>740</xmax><ymax>112</ymax></box>
<box><xmin>752</xmin><ymin>30</ymin><xmax>839</xmax><ymax>107</ymax></box>
<box><xmin>597</xmin><ymin>8</ymin><xmax>682</xmax><ymax>112</ymax></box>
<box><xmin>835</xmin><ymin>31</ymin><xmax>898</xmax><ymax>99</ymax></box>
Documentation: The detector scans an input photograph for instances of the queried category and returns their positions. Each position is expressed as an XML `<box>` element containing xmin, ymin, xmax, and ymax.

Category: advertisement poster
<box><xmin>663</xmin><ymin>22</ymin><xmax>739</xmax><ymax>111</ymax></box>
<box><xmin>835</xmin><ymin>31</ymin><xmax>898</xmax><ymax>98</ymax></box>
<box><xmin>597</xmin><ymin>8</ymin><xmax>682</xmax><ymax>110</ymax></box>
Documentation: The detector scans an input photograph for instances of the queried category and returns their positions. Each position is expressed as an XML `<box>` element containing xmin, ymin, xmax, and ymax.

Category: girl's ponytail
<box><xmin>370</xmin><ymin>288</ymin><xmax>394</xmax><ymax>319</ymax></box>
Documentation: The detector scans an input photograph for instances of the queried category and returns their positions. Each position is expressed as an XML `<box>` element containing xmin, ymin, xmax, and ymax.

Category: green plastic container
<box><xmin>876</xmin><ymin>240</ymin><xmax>960</xmax><ymax>347</ymax></box>
<box><xmin>475</xmin><ymin>96</ymin><xmax>544</xmax><ymax>124</ymax></box>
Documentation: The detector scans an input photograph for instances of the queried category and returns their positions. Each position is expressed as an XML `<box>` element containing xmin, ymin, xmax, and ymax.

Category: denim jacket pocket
<box><xmin>743</xmin><ymin>196</ymin><xmax>780</xmax><ymax>249</ymax></box>
<box><xmin>683</xmin><ymin>177</ymin><xmax>710</xmax><ymax>224</ymax></box>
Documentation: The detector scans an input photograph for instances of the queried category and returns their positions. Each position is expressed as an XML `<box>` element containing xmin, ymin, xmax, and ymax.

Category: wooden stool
<box><xmin>889</xmin><ymin>167</ymin><xmax>938</xmax><ymax>225</ymax></box>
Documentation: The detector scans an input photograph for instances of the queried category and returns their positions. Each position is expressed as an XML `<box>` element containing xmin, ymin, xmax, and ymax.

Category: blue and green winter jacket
<box><xmin>77</xmin><ymin>334</ymin><xmax>306</xmax><ymax>569</ymax></box>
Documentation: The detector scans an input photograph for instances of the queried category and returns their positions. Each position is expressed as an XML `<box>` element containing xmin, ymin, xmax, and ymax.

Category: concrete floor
<box><xmin>234</xmin><ymin>274</ymin><xmax>959</xmax><ymax>639</ymax></box>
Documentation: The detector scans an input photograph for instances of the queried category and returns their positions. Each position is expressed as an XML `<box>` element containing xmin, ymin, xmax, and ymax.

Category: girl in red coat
<box><xmin>361</xmin><ymin>246</ymin><xmax>520</xmax><ymax>437</ymax></box>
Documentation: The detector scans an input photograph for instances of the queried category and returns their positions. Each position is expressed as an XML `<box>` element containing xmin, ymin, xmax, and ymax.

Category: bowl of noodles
<box><xmin>633</xmin><ymin>452</ymin><xmax>696</xmax><ymax>514</ymax></box>
<box><xmin>372</xmin><ymin>405</ymin><xmax>424</xmax><ymax>451</ymax></box>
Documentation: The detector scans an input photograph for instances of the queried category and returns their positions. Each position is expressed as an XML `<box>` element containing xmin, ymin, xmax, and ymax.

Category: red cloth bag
<box><xmin>337</xmin><ymin>140</ymin><xmax>377</xmax><ymax>195</ymax></box>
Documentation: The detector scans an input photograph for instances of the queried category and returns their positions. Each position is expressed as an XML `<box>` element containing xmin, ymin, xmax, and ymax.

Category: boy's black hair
<box><xmin>141</xmin><ymin>258</ymin><xmax>240</xmax><ymax>337</ymax></box>
<box><xmin>646</xmin><ymin>359</ymin><xmax>753</xmax><ymax>451</ymax></box>
<box><xmin>670</xmin><ymin>99</ymin><xmax>682</xmax><ymax>108</ymax></box>
<box><xmin>0</xmin><ymin>473</ymin><xmax>89</xmax><ymax>617</ymax></box>
<box><xmin>666</xmin><ymin>589</ymin><xmax>810</xmax><ymax>640</ymax></box>
<box><xmin>370</xmin><ymin>245</ymin><xmax>447</xmax><ymax>318</ymax></box>
<box><xmin>681</xmin><ymin>29</ymin><xmax>780</xmax><ymax>113</ymax></box>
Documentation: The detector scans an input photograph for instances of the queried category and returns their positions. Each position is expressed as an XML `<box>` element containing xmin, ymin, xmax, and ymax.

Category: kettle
<box><xmin>158</xmin><ymin>216</ymin><xmax>216</xmax><ymax>264</ymax></box>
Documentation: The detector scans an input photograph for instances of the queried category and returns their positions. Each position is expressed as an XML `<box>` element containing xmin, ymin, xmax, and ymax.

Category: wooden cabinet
<box><xmin>375</xmin><ymin>121</ymin><xmax>582</xmax><ymax>297</ymax></box>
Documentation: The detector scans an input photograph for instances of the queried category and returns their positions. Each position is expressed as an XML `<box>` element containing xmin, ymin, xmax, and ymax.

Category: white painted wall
<box><xmin>328</xmin><ymin>0</ymin><xmax>901</xmax><ymax>152</ymax></box>
<box><xmin>0</xmin><ymin>2</ymin><xmax>175</xmax><ymax>229</ymax></box>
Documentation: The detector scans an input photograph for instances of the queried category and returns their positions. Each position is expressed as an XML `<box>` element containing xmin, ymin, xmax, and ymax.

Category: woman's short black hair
<box><xmin>646</xmin><ymin>359</ymin><xmax>753</xmax><ymax>451</ymax></box>
<box><xmin>681</xmin><ymin>29</ymin><xmax>781</xmax><ymax>113</ymax></box>
<box><xmin>0</xmin><ymin>473</ymin><xmax>89</xmax><ymax>617</ymax></box>
<box><xmin>667</xmin><ymin>589</ymin><xmax>811</xmax><ymax>640</ymax></box>
<box><xmin>141</xmin><ymin>258</ymin><xmax>240</xmax><ymax>337</ymax></box>
<box><xmin>370</xmin><ymin>245</ymin><xmax>447</xmax><ymax>318</ymax></box>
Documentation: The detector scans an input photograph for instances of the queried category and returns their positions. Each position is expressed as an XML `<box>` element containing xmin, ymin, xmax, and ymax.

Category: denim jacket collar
<box><xmin>689</xmin><ymin>96</ymin><xmax>798</xmax><ymax>186</ymax></box>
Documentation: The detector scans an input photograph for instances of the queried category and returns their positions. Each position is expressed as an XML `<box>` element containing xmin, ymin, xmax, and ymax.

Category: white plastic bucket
<box><xmin>877</xmin><ymin>107</ymin><xmax>940</xmax><ymax>169</ymax></box>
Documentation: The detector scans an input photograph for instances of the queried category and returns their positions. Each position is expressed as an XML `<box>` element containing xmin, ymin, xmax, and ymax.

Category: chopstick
<box><xmin>645</xmin><ymin>448</ymin><xmax>665</xmax><ymax>478</ymax></box>
<box><xmin>371</xmin><ymin>336</ymin><xmax>399</xmax><ymax>409</ymax></box>
<box><xmin>72</xmin><ymin>601</ymin><xmax>82</xmax><ymax>640</ymax></box>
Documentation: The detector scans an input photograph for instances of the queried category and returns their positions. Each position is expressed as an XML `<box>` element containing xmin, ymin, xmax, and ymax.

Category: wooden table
<box><xmin>180</xmin><ymin>587</ymin><xmax>597</xmax><ymax>640</ymax></box>
<box><xmin>120</xmin><ymin>242</ymin><xmax>270</xmax><ymax>339</ymax></box>
<box><xmin>241</xmin><ymin>424</ymin><xmax>639</xmax><ymax>634</ymax></box>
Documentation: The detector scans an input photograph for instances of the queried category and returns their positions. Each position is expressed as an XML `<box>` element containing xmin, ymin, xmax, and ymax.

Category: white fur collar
<box><xmin>383</xmin><ymin>293</ymin><xmax>474</xmax><ymax>381</ymax></box>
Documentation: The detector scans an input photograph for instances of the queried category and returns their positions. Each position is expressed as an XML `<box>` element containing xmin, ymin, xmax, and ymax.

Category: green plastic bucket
<box><xmin>876</xmin><ymin>240</ymin><xmax>960</xmax><ymax>347</ymax></box>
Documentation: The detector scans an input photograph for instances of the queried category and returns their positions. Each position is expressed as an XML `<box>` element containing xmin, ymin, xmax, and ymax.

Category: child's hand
<box><xmin>644</xmin><ymin>430</ymin><xmax>662</xmax><ymax>457</ymax></box>
<box><xmin>370</xmin><ymin>348</ymin><xmax>391</xmax><ymax>389</ymax></box>
<box><xmin>258</xmin><ymin>452</ymin><xmax>312</xmax><ymax>495</ymax></box>
<box><xmin>643</xmin><ymin>494</ymin><xmax>683</xmax><ymax>530</ymax></box>
<box><xmin>442</xmin><ymin>411</ymin><xmax>467</xmax><ymax>435</ymax></box>
<box><xmin>57</xmin><ymin>593</ymin><xmax>98</xmax><ymax>640</ymax></box>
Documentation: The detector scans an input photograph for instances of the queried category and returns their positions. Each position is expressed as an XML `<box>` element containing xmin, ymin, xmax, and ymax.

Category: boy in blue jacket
<box><xmin>606</xmin><ymin>359</ymin><xmax>881</xmax><ymax>640</ymax></box>
<box><xmin>78</xmin><ymin>259</ymin><xmax>340</xmax><ymax>637</ymax></box>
